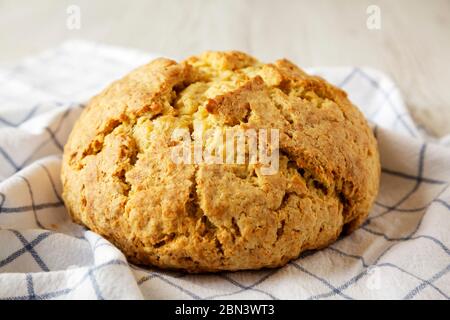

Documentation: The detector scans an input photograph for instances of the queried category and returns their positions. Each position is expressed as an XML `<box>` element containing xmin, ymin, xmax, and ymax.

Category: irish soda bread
<box><xmin>61</xmin><ymin>51</ymin><xmax>380</xmax><ymax>272</ymax></box>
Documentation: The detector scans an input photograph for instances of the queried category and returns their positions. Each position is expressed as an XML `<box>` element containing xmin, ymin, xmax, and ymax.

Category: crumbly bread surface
<box><xmin>62</xmin><ymin>51</ymin><xmax>380</xmax><ymax>272</ymax></box>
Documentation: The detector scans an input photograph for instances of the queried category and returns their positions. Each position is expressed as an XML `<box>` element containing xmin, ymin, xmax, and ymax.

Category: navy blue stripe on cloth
<box><xmin>36</xmin><ymin>163</ymin><xmax>63</xmax><ymax>202</ymax></box>
<box><xmin>210</xmin><ymin>273</ymin><xmax>279</xmax><ymax>300</ymax></box>
<box><xmin>16</xmin><ymin>175</ymin><xmax>45</xmax><ymax>229</ymax></box>
<box><xmin>25</xmin><ymin>274</ymin><xmax>38</xmax><ymax>300</ymax></box>
<box><xmin>328</xmin><ymin>247</ymin><xmax>449</xmax><ymax>299</ymax></box>
<box><xmin>11</xmin><ymin>230</ymin><xmax>49</xmax><ymax>271</ymax></box>
<box><xmin>0</xmin><ymin>105</ymin><xmax>38</xmax><ymax>127</ymax></box>
<box><xmin>365</xmin><ymin>144</ymin><xmax>428</xmax><ymax>223</ymax></box>
<box><xmin>138</xmin><ymin>272</ymin><xmax>201</xmax><ymax>299</ymax></box>
<box><xmin>289</xmin><ymin>261</ymin><xmax>353</xmax><ymax>300</ymax></box>
<box><xmin>308</xmin><ymin>224</ymin><xmax>450</xmax><ymax>299</ymax></box>
<box><xmin>381</xmin><ymin>168</ymin><xmax>447</xmax><ymax>185</ymax></box>
<box><xmin>338</xmin><ymin>67</ymin><xmax>418</xmax><ymax>138</ymax></box>
<box><xmin>1</xmin><ymin>259</ymin><xmax>128</xmax><ymax>300</ymax></box>
<box><xmin>404</xmin><ymin>264</ymin><xmax>450</xmax><ymax>299</ymax></box>
<box><xmin>0</xmin><ymin>231</ymin><xmax>51</xmax><ymax>268</ymax></box>
<box><xmin>0</xmin><ymin>105</ymin><xmax>76</xmax><ymax>176</ymax></box>
<box><xmin>88</xmin><ymin>269</ymin><xmax>105</xmax><ymax>300</ymax></box>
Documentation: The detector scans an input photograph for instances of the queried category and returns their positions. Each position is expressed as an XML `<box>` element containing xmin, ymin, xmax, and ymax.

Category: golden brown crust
<box><xmin>61</xmin><ymin>51</ymin><xmax>380</xmax><ymax>272</ymax></box>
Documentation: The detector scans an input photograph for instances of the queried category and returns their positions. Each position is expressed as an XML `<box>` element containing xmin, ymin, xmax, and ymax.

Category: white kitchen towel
<box><xmin>0</xmin><ymin>41</ymin><xmax>449</xmax><ymax>300</ymax></box>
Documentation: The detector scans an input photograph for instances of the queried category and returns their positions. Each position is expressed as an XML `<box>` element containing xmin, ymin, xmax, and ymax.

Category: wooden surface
<box><xmin>1</xmin><ymin>0</ymin><xmax>449</xmax><ymax>136</ymax></box>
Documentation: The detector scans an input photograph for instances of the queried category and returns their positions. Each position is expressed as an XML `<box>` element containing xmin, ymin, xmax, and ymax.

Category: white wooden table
<box><xmin>1</xmin><ymin>0</ymin><xmax>449</xmax><ymax>135</ymax></box>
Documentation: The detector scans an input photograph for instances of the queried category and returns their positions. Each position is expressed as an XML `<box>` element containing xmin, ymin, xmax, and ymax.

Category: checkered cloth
<box><xmin>0</xmin><ymin>41</ymin><xmax>449</xmax><ymax>300</ymax></box>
